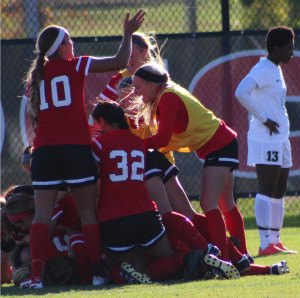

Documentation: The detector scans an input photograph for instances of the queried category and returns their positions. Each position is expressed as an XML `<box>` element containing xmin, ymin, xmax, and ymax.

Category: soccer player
<box><xmin>131</xmin><ymin>62</ymin><xmax>249</xmax><ymax>262</ymax></box>
<box><xmin>19</xmin><ymin>9</ymin><xmax>146</xmax><ymax>289</ymax></box>
<box><xmin>91</xmin><ymin>101</ymin><xmax>240</xmax><ymax>283</ymax></box>
<box><xmin>235</xmin><ymin>26</ymin><xmax>297</xmax><ymax>256</ymax></box>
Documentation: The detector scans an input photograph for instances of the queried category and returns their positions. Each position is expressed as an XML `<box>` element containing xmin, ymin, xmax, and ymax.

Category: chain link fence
<box><xmin>1</xmin><ymin>0</ymin><xmax>300</xmax><ymax>217</ymax></box>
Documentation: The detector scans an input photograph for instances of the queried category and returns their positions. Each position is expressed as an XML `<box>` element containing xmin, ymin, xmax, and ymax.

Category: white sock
<box><xmin>269</xmin><ymin>197</ymin><xmax>284</xmax><ymax>244</ymax></box>
<box><xmin>255</xmin><ymin>193</ymin><xmax>271</xmax><ymax>250</ymax></box>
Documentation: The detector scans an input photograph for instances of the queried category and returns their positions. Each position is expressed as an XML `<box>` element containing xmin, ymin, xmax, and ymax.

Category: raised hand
<box><xmin>124</xmin><ymin>9</ymin><xmax>146</xmax><ymax>35</ymax></box>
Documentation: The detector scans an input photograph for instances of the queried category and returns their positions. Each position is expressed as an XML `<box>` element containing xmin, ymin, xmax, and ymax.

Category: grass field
<box><xmin>2</xmin><ymin>224</ymin><xmax>300</xmax><ymax>297</ymax></box>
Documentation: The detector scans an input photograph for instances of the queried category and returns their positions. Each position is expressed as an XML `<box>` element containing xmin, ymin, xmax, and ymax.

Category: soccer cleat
<box><xmin>275</xmin><ymin>243</ymin><xmax>298</xmax><ymax>254</ymax></box>
<box><xmin>233</xmin><ymin>254</ymin><xmax>251</xmax><ymax>274</ymax></box>
<box><xmin>92</xmin><ymin>275</ymin><xmax>109</xmax><ymax>286</ymax></box>
<box><xmin>246</xmin><ymin>253</ymin><xmax>254</xmax><ymax>264</ymax></box>
<box><xmin>202</xmin><ymin>254</ymin><xmax>240</xmax><ymax>279</ymax></box>
<box><xmin>207</xmin><ymin>243</ymin><xmax>221</xmax><ymax>257</ymax></box>
<box><xmin>258</xmin><ymin>244</ymin><xmax>289</xmax><ymax>256</ymax></box>
<box><xmin>120</xmin><ymin>262</ymin><xmax>152</xmax><ymax>285</ymax></box>
<box><xmin>183</xmin><ymin>249</ymin><xmax>204</xmax><ymax>281</ymax></box>
<box><xmin>20</xmin><ymin>277</ymin><xmax>43</xmax><ymax>289</ymax></box>
<box><xmin>269</xmin><ymin>261</ymin><xmax>290</xmax><ymax>275</ymax></box>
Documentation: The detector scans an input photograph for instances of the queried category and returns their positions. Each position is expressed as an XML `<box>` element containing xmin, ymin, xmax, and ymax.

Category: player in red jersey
<box><xmin>19</xmin><ymin>9</ymin><xmax>146</xmax><ymax>289</ymax></box>
<box><xmin>91</xmin><ymin>101</ymin><xmax>240</xmax><ymax>283</ymax></box>
<box><xmin>130</xmin><ymin>62</ymin><xmax>250</xmax><ymax>263</ymax></box>
<box><xmin>99</xmin><ymin>32</ymin><xmax>158</xmax><ymax>103</ymax></box>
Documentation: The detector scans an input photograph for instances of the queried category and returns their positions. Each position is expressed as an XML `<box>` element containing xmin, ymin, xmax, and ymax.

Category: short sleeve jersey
<box><xmin>246</xmin><ymin>57</ymin><xmax>289</xmax><ymax>141</ymax></box>
<box><xmin>33</xmin><ymin>56</ymin><xmax>92</xmax><ymax>148</ymax></box>
<box><xmin>91</xmin><ymin>129</ymin><xmax>156</xmax><ymax>222</ymax></box>
<box><xmin>99</xmin><ymin>69</ymin><xmax>131</xmax><ymax>101</ymax></box>
<box><xmin>46</xmin><ymin>231</ymin><xmax>69</xmax><ymax>261</ymax></box>
<box><xmin>52</xmin><ymin>195</ymin><xmax>81</xmax><ymax>230</ymax></box>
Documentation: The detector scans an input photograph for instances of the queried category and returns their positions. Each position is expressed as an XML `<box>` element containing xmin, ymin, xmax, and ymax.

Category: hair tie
<box><xmin>46</xmin><ymin>27</ymin><xmax>68</xmax><ymax>57</ymax></box>
<box><xmin>134</xmin><ymin>68</ymin><xmax>168</xmax><ymax>83</ymax></box>
<box><xmin>132</xmin><ymin>35</ymin><xmax>148</xmax><ymax>49</ymax></box>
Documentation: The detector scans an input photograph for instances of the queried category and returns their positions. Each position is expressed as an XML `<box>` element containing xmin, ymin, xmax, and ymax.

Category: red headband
<box><xmin>7</xmin><ymin>210</ymin><xmax>31</xmax><ymax>222</ymax></box>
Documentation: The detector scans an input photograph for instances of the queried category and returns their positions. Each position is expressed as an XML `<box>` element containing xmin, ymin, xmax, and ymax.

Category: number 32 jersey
<box><xmin>33</xmin><ymin>56</ymin><xmax>92</xmax><ymax>149</ymax></box>
<box><xmin>91</xmin><ymin>129</ymin><xmax>156</xmax><ymax>223</ymax></box>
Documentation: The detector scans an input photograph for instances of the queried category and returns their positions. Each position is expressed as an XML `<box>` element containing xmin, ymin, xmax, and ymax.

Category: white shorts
<box><xmin>247</xmin><ymin>138</ymin><xmax>292</xmax><ymax>168</ymax></box>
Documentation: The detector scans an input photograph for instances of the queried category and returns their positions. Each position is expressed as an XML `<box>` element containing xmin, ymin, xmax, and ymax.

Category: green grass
<box><xmin>2</xmin><ymin>227</ymin><xmax>300</xmax><ymax>297</ymax></box>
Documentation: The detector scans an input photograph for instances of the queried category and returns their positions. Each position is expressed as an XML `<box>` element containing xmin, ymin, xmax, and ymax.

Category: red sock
<box><xmin>30</xmin><ymin>223</ymin><xmax>50</xmax><ymax>279</ymax></box>
<box><xmin>243</xmin><ymin>264</ymin><xmax>270</xmax><ymax>276</ymax></box>
<box><xmin>111</xmin><ymin>266</ymin><xmax>126</xmax><ymax>284</ymax></box>
<box><xmin>205</xmin><ymin>209</ymin><xmax>229</xmax><ymax>260</ymax></box>
<box><xmin>70</xmin><ymin>234</ymin><xmax>92</xmax><ymax>284</ymax></box>
<box><xmin>191</xmin><ymin>213</ymin><xmax>210</xmax><ymax>241</ymax></box>
<box><xmin>162</xmin><ymin>211</ymin><xmax>208</xmax><ymax>251</ymax></box>
<box><xmin>82</xmin><ymin>224</ymin><xmax>102</xmax><ymax>262</ymax></box>
<box><xmin>167</xmin><ymin>232</ymin><xmax>192</xmax><ymax>254</ymax></box>
<box><xmin>223</xmin><ymin>205</ymin><xmax>248</xmax><ymax>254</ymax></box>
<box><xmin>147</xmin><ymin>253</ymin><xmax>184</xmax><ymax>280</ymax></box>
<box><xmin>227</xmin><ymin>237</ymin><xmax>243</xmax><ymax>263</ymax></box>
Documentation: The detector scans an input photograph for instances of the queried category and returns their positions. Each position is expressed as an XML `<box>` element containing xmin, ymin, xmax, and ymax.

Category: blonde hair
<box><xmin>13</xmin><ymin>266</ymin><xmax>31</xmax><ymax>286</ymax></box>
<box><xmin>25</xmin><ymin>25</ymin><xmax>66</xmax><ymax>121</ymax></box>
<box><xmin>132</xmin><ymin>62</ymin><xmax>174</xmax><ymax>129</ymax></box>
<box><xmin>132</xmin><ymin>32</ymin><xmax>166</xmax><ymax>69</ymax></box>
<box><xmin>4</xmin><ymin>193</ymin><xmax>35</xmax><ymax>216</ymax></box>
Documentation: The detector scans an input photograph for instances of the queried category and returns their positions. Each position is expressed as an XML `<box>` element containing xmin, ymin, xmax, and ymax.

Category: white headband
<box><xmin>46</xmin><ymin>27</ymin><xmax>68</xmax><ymax>57</ymax></box>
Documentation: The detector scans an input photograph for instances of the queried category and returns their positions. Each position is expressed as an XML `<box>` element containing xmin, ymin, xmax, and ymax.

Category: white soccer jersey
<box><xmin>247</xmin><ymin>57</ymin><xmax>289</xmax><ymax>142</ymax></box>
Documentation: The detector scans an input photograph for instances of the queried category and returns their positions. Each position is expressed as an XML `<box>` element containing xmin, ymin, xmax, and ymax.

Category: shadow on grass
<box><xmin>1</xmin><ymin>280</ymin><xmax>186</xmax><ymax>296</ymax></box>
<box><xmin>1</xmin><ymin>283</ymin><xmax>126</xmax><ymax>296</ymax></box>
<box><xmin>244</xmin><ymin>214</ymin><xmax>300</xmax><ymax>230</ymax></box>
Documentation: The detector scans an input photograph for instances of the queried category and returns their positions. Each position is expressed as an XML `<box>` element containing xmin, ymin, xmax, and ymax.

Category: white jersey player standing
<box><xmin>235</xmin><ymin>26</ymin><xmax>297</xmax><ymax>256</ymax></box>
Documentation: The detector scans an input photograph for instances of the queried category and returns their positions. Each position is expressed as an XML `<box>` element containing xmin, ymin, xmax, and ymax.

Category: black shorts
<box><xmin>145</xmin><ymin>149</ymin><xmax>179</xmax><ymax>183</ymax></box>
<box><xmin>31</xmin><ymin>145</ymin><xmax>97</xmax><ymax>190</ymax></box>
<box><xmin>203</xmin><ymin>139</ymin><xmax>239</xmax><ymax>172</ymax></box>
<box><xmin>101</xmin><ymin>210</ymin><xmax>165</xmax><ymax>253</ymax></box>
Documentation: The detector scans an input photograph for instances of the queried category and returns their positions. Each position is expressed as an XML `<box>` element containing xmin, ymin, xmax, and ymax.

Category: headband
<box><xmin>46</xmin><ymin>27</ymin><xmax>68</xmax><ymax>57</ymax></box>
<box><xmin>132</xmin><ymin>35</ymin><xmax>148</xmax><ymax>49</ymax></box>
<box><xmin>134</xmin><ymin>68</ymin><xmax>168</xmax><ymax>83</ymax></box>
<box><xmin>7</xmin><ymin>210</ymin><xmax>31</xmax><ymax>222</ymax></box>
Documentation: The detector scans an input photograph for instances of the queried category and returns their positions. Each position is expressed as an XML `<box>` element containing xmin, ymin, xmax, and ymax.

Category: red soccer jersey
<box><xmin>52</xmin><ymin>195</ymin><xmax>81</xmax><ymax>231</ymax></box>
<box><xmin>99</xmin><ymin>69</ymin><xmax>131</xmax><ymax>101</ymax></box>
<box><xmin>33</xmin><ymin>56</ymin><xmax>92</xmax><ymax>149</ymax></box>
<box><xmin>46</xmin><ymin>231</ymin><xmax>69</xmax><ymax>261</ymax></box>
<box><xmin>91</xmin><ymin>129</ymin><xmax>156</xmax><ymax>222</ymax></box>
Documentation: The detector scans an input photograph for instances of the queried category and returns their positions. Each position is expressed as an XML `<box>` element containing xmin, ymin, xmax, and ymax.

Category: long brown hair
<box><xmin>25</xmin><ymin>26</ymin><xmax>65</xmax><ymax>121</ymax></box>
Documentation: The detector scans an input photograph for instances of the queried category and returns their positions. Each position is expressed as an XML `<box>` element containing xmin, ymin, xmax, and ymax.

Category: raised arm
<box><xmin>89</xmin><ymin>9</ymin><xmax>146</xmax><ymax>73</ymax></box>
